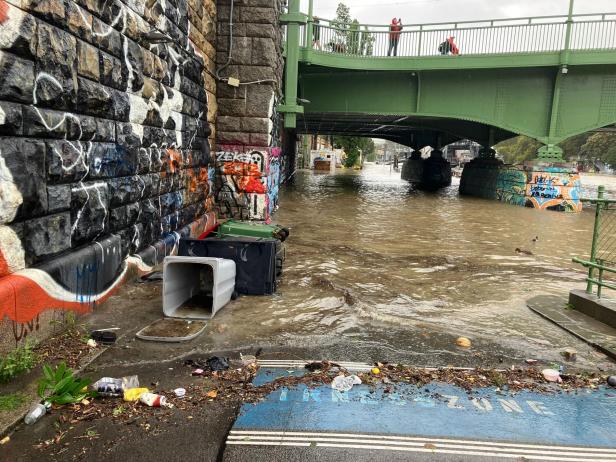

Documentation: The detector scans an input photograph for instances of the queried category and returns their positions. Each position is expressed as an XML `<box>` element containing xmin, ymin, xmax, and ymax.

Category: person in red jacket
<box><xmin>438</xmin><ymin>36</ymin><xmax>459</xmax><ymax>55</ymax></box>
<box><xmin>388</xmin><ymin>18</ymin><xmax>403</xmax><ymax>56</ymax></box>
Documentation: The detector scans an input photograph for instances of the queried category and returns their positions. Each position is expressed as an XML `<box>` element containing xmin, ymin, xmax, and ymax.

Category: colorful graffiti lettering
<box><xmin>525</xmin><ymin>172</ymin><xmax>582</xmax><ymax>212</ymax></box>
<box><xmin>215</xmin><ymin>148</ymin><xmax>280</xmax><ymax>221</ymax></box>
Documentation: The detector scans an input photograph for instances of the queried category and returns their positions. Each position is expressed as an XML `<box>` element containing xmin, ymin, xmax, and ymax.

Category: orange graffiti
<box><xmin>0</xmin><ymin>250</ymin><xmax>9</xmax><ymax>278</ymax></box>
<box><xmin>223</xmin><ymin>161</ymin><xmax>262</xmax><ymax>177</ymax></box>
<box><xmin>237</xmin><ymin>176</ymin><xmax>266</xmax><ymax>193</ymax></box>
<box><xmin>0</xmin><ymin>1</ymin><xmax>8</xmax><ymax>24</ymax></box>
<box><xmin>166</xmin><ymin>148</ymin><xmax>182</xmax><ymax>173</ymax></box>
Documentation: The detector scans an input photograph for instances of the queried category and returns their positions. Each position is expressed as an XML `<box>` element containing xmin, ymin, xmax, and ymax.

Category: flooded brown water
<box><xmin>208</xmin><ymin>165</ymin><xmax>616</xmax><ymax>368</ymax></box>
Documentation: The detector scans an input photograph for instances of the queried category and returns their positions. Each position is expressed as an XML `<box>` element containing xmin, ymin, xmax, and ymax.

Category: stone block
<box><xmin>245</xmin><ymin>22</ymin><xmax>275</xmax><ymax>39</ymax></box>
<box><xmin>34</xmin><ymin>22</ymin><xmax>77</xmax><ymax>76</ymax></box>
<box><xmin>237</xmin><ymin>65</ymin><xmax>276</xmax><ymax>84</ymax></box>
<box><xmin>77</xmin><ymin>41</ymin><xmax>100</xmax><ymax>81</ymax></box>
<box><xmin>23</xmin><ymin>107</ymin><xmax>67</xmax><ymax>138</ymax></box>
<box><xmin>0</xmin><ymin>102</ymin><xmax>23</xmax><ymax>135</ymax></box>
<box><xmin>66</xmin><ymin>1</ymin><xmax>93</xmax><ymax>42</ymax></box>
<box><xmin>239</xmin><ymin>6</ymin><xmax>276</xmax><ymax>24</ymax></box>
<box><xmin>0</xmin><ymin>3</ymin><xmax>36</xmax><ymax>58</ymax></box>
<box><xmin>22</xmin><ymin>0</ymin><xmax>66</xmax><ymax>26</ymax></box>
<box><xmin>70</xmin><ymin>181</ymin><xmax>109</xmax><ymax>243</ymax></box>
<box><xmin>217</xmin><ymin>97</ymin><xmax>246</xmax><ymax>117</ymax></box>
<box><xmin>100</xmin><ymin>51</ymin><xmax>127</xmax><ymax>90</ymax></box>
<box><xmin>109</xmin><ymin>205</ymin><xmax>127</xmax><ymax>232</ymax></box>
<box><xmin>217</xmin><ymin>130</ymin><xmax>250</xmax><ymax>145</ymax></box>
<box><xmin>108</xmin><ymin>176</ymin><xmax>139</xmax><ymax>207</ymax></box>
<box><xmin>112</xmin><ymin>89</ymin><xmax>130</xmax><ymax>121</ymax></box>
<box><xmin>124</xmin><ymin>39</ymin><xmax>145</xmax><ymax>92</ymax></box>
<box><xmin>241</xmin><ymin>117</ymin><xmax>270</xmax><ymax>133</ymax></box>
<box><xmin>251</xmin><ymin>37</ymin><xmax>276</xmax><ymax>65</ymax></box>
<box><xmin>32</xmin><ymin>72</ymin><xmax>75</xmax><ymax>111</ymax></box>
<box><xmin>0</xmin><ymin>51</ymin><xmax>35</xmax><ymax>104</ymax></box>
<box><xmin>249</xmin><ymin>132</ymin><xmax>270</xmax><ymax>147</ymax></box>
<box><xmin>46</xmin><ymin>140</ymin><xmax>88</xmax><ymax>183</ymax></box>
<box><xmin>47</xmin><ymin>184</ymin><xmax>71</xmax><ymax>213</ymax></box>
<box><xmin>1</xmin><ymin>138</ymin><xmax>47</xmax><ymax>219</ymax></box>
<box><xmin>89</xmin><ymin>143</ymin><xmax>138</xmax><ymax>178</ymax></box>
<box><xmin>93</xmin><ymin>18</ymin><xmax>122</xmax><ymax>57</ymax></box>
<box><xmin>23</xmin><ymin>212</ymin><xmax>71</xmax><ymax>260</ymax></box>
<box><xmin>76</xmin><ymin>77</ymin><xmax>113</xmax><ymax>117</ymax></box>
<box><xmin>245</xmin><ymin>84</ymin><xmax>275</xmax><ymax>117</ymax></box>
<box><xmin>74</xmin><ymin>115</ymin><xmax>116</xmax><ymax>142</ymax></box>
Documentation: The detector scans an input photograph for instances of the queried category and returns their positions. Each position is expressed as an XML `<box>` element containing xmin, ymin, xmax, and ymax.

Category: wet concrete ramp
<box><xmin>223</xmin><ymin>361</ymin><xmax>616</xmax><ymax>461</ymax></box>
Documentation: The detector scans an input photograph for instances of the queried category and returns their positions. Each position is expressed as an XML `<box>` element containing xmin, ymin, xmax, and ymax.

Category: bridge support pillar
<box><xmin>401</xmin><ymin>151</ymin><xmax>423</xmax><ymax>183</ymax></box>
<box><xmin>401</xmin><ymin>150</ymin><xmax>452</xmax><ymax>190</ymax></box>
<box><xmin>460</xmin><ymin>156</ymin><xmax>582</xmax><ymax>212</ymax></box>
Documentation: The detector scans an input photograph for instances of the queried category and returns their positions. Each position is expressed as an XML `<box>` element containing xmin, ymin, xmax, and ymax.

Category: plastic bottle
<box><xmin>24</xmin><ymin>402</ymin><xmax>50</xmax><ymax>425</ymax></box>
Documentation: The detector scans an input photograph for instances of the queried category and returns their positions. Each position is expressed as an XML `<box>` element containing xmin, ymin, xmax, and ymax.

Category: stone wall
<box><xmin>215</xmin><ymin>0</ymin><xmax>284</xmax><ymax>147</ymax></box>
<box><xmin>213</xmin><ymin>0</ymin><xmax>286</xmax><ymax>221</ymax></box>
<box><xmin>460</xmin><ymin>159</ymin><xmax>583</xmax><ymax>212</ymax></box>
<box><xmin>0</xmin><ymin>0</ymin><xmax>218</xmax><ymax>351</ymax></box>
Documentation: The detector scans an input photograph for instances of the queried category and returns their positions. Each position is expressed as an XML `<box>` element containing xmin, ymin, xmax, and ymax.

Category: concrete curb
<box><xmin>0</xmin><ymin>343</ymin><xmax>110</xmax><ymax>438</ymax></box>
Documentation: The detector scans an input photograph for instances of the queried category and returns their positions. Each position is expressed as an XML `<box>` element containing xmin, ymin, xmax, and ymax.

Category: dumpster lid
<box><xmin>136</xmin><ymin>318</ymin><xmax>207</xmax><ymax>342</ymax></box>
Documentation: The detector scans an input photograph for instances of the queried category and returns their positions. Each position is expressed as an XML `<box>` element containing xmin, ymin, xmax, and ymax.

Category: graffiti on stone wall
<box><xmin>495</xmin><ymin>169</ymin><xmax>527</xmax><ymax>207</ymax></box>
<box><xmin>214</xmin><ymin>148</ymin><xmax>280</xmax><ymax>222</ymax></box>
<box><xmin>525</xmin><ymin>172</ymin><xmax>582</xmax><ymax>212</ymax></box>
<box><xmin>0</xmin><ymin>0</ymin><xmax>215</xmax><ymax>348</ymax></box>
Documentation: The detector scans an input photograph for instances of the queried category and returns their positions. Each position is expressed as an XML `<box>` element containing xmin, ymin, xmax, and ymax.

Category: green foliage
<box><xmin>37</xmin><ymin>362</ymin><xmax>93</xmax><ymax>405</ymax></box>
<box><xmin>496</xmin><ymin>131</ymin><xmax>616</xmax><ymax>166</ymax></box>
<box><xmin>581</xmin><ymin>132</ymin><xmax>616</xmax><ymax>166</ymax></box>
<box><xmin>333</xmin><ymin>136</ymin><xmax>375</xmax><ymax>167</ymax></box>
<box><xmin>495</xmin><ymin>136</ymin><xmax>542</xmax><ymax>164</ymax></box>
<box><xmin>361</xmin><ymin>26</ymin><xmax>375</xmax><ymax>56</ymax></box>
<box><xmin>0</xmin><ymin>340</ymin><xmax>37</xmax><ymax>383</ymax></box>
<box><xmin>331</xmin><ymin>2</ymin><xmax>374</xmax><ymax>56</ymax></box>
<box><xmin>0</xmin><ymin>392</ymin><xmax>28</xmax><ymax>411</ymax></box>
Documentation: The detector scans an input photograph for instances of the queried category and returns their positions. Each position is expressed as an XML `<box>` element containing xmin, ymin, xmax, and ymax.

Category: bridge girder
<box><xmin>295</xmin><ymin>64</ymin><xmax>616</xmax><ymax>149</ymax></box>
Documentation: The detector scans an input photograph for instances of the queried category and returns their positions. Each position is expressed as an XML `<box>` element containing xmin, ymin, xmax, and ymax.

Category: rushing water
<box><xmin>209</xmin><ymin>165</ymin><xmax>616</xmax><ymax>368</ymax></box>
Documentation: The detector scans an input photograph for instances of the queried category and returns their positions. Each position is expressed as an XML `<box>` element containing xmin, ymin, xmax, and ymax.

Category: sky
<box><xmin>303</xmin><ymin>0</ymin><xmax>614</xmax><ymax>25</ymax></box>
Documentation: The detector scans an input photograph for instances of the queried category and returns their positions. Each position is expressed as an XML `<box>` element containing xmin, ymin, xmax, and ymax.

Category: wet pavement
<box><xmin>4</xmin><ymin>165</ymin><xmax>616</xmax><ymax>461</ymax></box>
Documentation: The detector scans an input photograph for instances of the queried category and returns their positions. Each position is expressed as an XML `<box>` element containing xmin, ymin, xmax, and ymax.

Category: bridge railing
<box><xmin>302</xmin><ymin>13</ymin><xmax>616</xmax><ymax>57</ymax></box>
<box><xmin>573</xmin><ymin>186</ymin><xmax>616</xmax><ymax>298</ymax></box>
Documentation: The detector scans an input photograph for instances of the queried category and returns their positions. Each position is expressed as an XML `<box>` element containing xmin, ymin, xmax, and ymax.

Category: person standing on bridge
<box><xmin>388</xmin><ymin>18</ymin><xmax>403</xmax><ymax>56</ymax></box>
<box><xmin>312</xmin><ymin>16</ymin><xmax>322</xmax><ymax>50</ymax></box>
<box><xmin>438</xmin><ymin>36</ymin><xmax>459</xmax><ymax>55</ymax></box>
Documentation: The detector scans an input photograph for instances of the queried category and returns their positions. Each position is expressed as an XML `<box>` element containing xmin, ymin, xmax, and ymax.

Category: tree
<box><xmin>495</xmin><ymin>136</ymin><xmax>542</xmax><ymax>164</ymax></box>
<box><xmin>360</xmin><ymin>26</ymin><xmax>375</xmax><ymax>56</ymax></box>
<box><xmin>332</xmin><ymin>3</ymin><xmax>351</xmax><ymax>47</ymax></box>
<box><xmin>348</xmin><ymin>20</ymin><xmax>360</xmax><ymax>54</ymax></box>
<box><xmin>333</xmin><ymin>136</ymin><xmax>375</xmax><ymax>167</ymax></box>
<box><xmin>581</xmin><ymin>132</ymin><xmax>616</xmax><ymax>167</ymax></box>
<box><xmin>494</xmin><ymin>131</ymin><xmax>616</xmax><ymax>167</ymax></box>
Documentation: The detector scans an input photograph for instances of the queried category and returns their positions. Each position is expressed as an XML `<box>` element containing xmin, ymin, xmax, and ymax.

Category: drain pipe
<box><xmin>216</xmin><ymin>0</ymin><xmax>234</xmax><ymax>81</ymax></box>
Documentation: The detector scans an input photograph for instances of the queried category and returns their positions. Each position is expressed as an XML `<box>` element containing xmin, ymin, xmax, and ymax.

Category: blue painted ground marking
<box><xmin>234</xmin><ymin>367</ymin><xmax>616</xmax><ymax>448</ymax></box>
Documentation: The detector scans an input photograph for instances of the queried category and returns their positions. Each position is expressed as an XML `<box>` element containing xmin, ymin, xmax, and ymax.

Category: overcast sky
<box><xmin>303</xmin><ymin>0</ymin><xmax>614</xmax><ymax>25</ymax></box>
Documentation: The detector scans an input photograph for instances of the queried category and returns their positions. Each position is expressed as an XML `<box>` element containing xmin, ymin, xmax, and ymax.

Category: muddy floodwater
<box><xmin>206</xmin><ymin>165</ymin><xmax>616</xmax><ymax>368</ymax></box>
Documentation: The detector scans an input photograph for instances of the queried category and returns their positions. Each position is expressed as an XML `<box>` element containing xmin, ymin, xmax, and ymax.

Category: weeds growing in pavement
<box><xmin>0</xmin><ymin>340</ymin><xmax>37</xmax><ymax>383</ymax></box>
<box><xmin>37</xmin><ymin>362</ymin><xmax>94</xmax><ymax>405</ymax></box>
<box><xmin>0</xmin><ymin>392</ymin><xmax>28</xmax><ymax>411</ymax></box>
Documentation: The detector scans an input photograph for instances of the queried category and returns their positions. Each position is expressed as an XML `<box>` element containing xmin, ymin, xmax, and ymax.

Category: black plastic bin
<box><xmin>179</xmin><ymin>236</ymin><xmax>281</xmax><ymax>295</ymax></box>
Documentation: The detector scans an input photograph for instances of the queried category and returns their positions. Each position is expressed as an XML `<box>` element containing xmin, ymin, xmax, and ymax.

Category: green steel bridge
<box><xmin>279</xmin><ymin>1</ymin><xmax>616</xmax><ymax>160</ymax></box>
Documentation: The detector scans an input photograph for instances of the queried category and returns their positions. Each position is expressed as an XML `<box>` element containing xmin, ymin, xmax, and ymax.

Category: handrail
<box><xmin>572</xmin><ymin>186</ymin><xmax>616</xmax><ymax>298</ymax></box>
<box><xmin>302</xmin><ymin>11</ymin><xmax>616</xmax><ymax>58</ymax></box>
<box><xmin>314</xmin><ymin>12</ymin><xmax>616</xmax><ymax>30</ymax></box>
